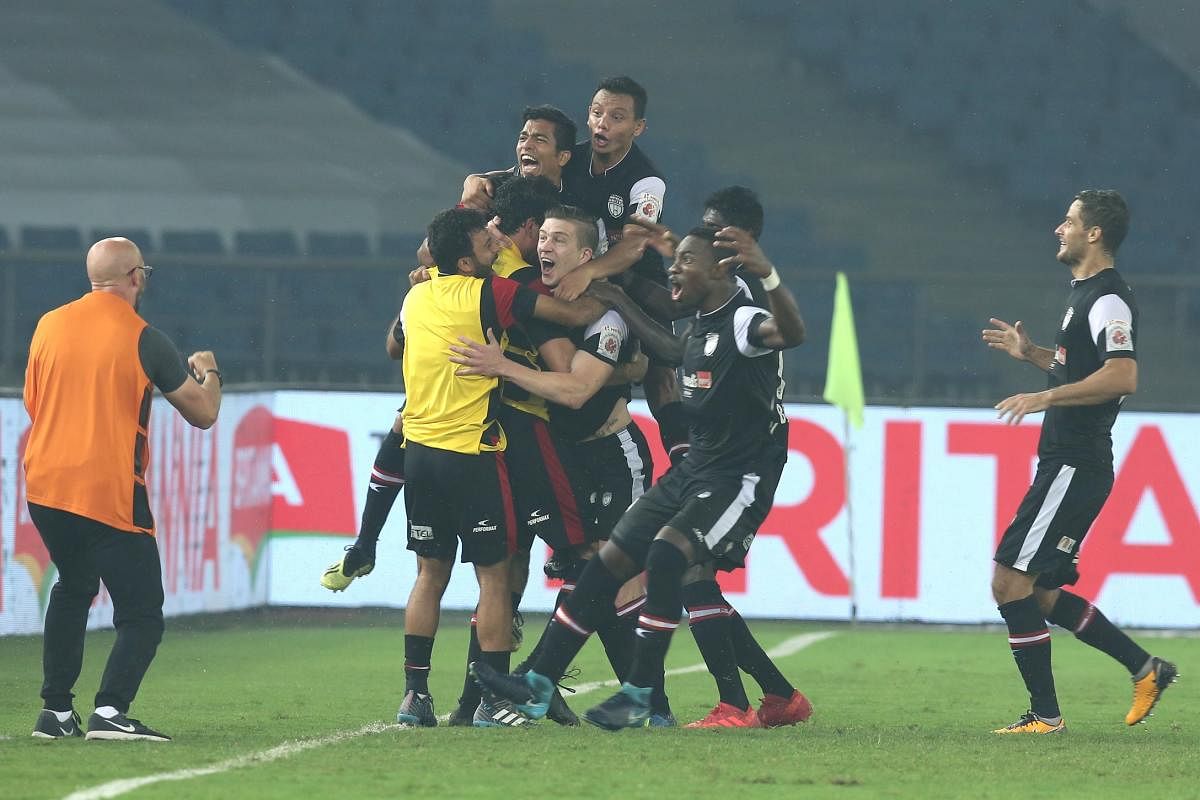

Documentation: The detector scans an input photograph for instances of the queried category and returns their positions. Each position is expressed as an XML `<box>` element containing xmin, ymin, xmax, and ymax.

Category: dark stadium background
<box><xmin>0</xmin><ymin>0</ymin><xmax>1197</xmax><ymax>411</ymax></box>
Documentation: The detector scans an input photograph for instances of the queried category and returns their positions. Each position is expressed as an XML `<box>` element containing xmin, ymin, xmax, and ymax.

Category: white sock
<box><xmin>94</xmin><ymin>706</ymin><xmax>120</xmax><ymax>719</ymax></box>
<box><xmin>51</xmin><ymin>709</ymin><xmax>74</xmax><ymax>723</ymax></box>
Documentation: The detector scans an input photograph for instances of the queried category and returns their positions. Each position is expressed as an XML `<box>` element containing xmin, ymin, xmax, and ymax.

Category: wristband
<box><xmin>204</xmin><ymin>369</ymin><xmax>223</xmax><ymax>387</ymax></box>
<box><xmin>761</xmin><ymin>268</ymin><xmax>781</xmax><ymax>292</ymax></box>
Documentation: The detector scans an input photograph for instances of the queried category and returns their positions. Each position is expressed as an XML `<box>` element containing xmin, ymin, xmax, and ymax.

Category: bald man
<box><xmin>25</xmin><ymin>238</ymin><xmax>222</xmax><ymax>742</ymax></box>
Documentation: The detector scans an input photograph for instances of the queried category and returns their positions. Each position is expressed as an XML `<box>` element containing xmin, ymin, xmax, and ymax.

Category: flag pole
<box><xmin>844</xmin><ymin>412</ymin><xmax>857</xmax><ymax>624</ymax></box>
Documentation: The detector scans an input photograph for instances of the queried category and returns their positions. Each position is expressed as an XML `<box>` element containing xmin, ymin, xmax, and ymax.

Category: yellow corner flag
<box><xmin>823</xmin><ymin>271</ymin><xmax>865</xmax><ymax>428</ymax></box>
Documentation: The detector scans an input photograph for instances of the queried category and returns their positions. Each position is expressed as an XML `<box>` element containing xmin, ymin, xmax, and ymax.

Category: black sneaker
<box><xmin>469</xmin><ymin>662</ymin><xmax>552</xmax><ymax>719</ymax></box>
<box><xmin>583</xmin><ymin>684</ymin><xmax>652</xmax><ymax>731</ymax></box>
<box><xmin>546</xmin><ymin>687</ymin><xmax>580</xmax><ymax>726</ymax></box>
<box><xmin>85</xmin><ymin>712</ymin><xmax>171</xmax><ymax>741</ymax></box>
<box><xmin>396</xmin><ymin>690</ymin><xmax>437</xmax><ymax>727</ymax></box>
<box><xmin>32</xmin><ymin>709</ymin><xmax>82</xmax><ymax>739</ymax></box>
<box><xmin>472</xmin><ymin>693</ymin><xmax>533</xmax><ymax>728</ymax></box>
<box><xmin>447</xmin><ymin>702</ymin><xmax>475</xmax><ymax>727</ymax></box>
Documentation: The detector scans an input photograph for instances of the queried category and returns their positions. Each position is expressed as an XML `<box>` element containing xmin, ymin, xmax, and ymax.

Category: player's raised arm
<box><xmin>587</xmin><ymin>280</ymin><xmax>683</xmax><ymax>367</ymax></box>
<box><xmin>714</xmin><ymin>227</ymin><xmax>805</xmax><ymax>350</ymax></box>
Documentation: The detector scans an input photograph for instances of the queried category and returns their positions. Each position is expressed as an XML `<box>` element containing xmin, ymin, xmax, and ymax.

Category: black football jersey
<box><xmin>549</xmin><ymin>309</ymin><xmax>637</xmax><ymax>442</ymax></box>
<box><xmin>1039</xmin><ymin>267</ymin><xmax>1137</xmax><ymax>468</ymax></box>
<box><xmin>680</xmin><ymin>290</ymin><xmax>788</xmax><ymax>472</ymax></box>
<box><xmin>562</xmin><ymin>141</ymin><xmax>667</xmax><ymax>283</ymax></box>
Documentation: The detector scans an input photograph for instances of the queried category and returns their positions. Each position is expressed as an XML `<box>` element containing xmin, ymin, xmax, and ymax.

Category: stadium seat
<box><xmin>19</xmin><ymin>225</ymin><xmax>84</xmax><ymax>252</ymax></box>
<box><xmin>305</xmin><ymin>231</ymin><xmax>372</xmax><ymax>259</ymax></box>
<box><xmin>235</xmin><ymin>229</ymin><xmax>300</xmax><ymax>258</ymax></box>
<box><xmin>90</xmin><ymin>228</ymin><xmax>155</xmax><ymax>253</ymax></box>
<box><xmin>161</xmin><ymin>229</ymin><xmax>226</xmax><ymax>255</ymax></box>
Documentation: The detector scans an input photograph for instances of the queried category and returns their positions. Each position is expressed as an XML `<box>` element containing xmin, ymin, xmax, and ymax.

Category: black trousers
<box><xmin>30</xmin><ymin>504</ymin><xmax>165</xmax><ymax>713</ymax></box>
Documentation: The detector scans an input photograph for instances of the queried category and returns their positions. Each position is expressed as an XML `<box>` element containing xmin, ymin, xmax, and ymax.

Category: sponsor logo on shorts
<box><xmin>472</xmin><ymin>519</ymin><xmax>499</xmax><ymax>534</ymax></box>
<box><xmin>1056</xmin><ymin>536</ymin><xmax>1076</xmax><ymax>553</ymax></box>
<box><xmin>409</xmin><ymin>524</ymin><xmax>434</xmax><ymax>541</ymax></box>
<box><xmin>527</xmin><ymin>508</ymin><xmax>550</xmax><ymax>526</ymax></box>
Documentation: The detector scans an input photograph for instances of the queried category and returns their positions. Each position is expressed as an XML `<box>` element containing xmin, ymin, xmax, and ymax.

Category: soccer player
<box><xmin>472</xmin><ymin>224</ymin><xmax>806</xmax><ymax>730</ymax></box>
<box><xmin>26</xmin><ymin>238</ymin><xmax>222</xmax><ymax>741</ymax></box>
<box><xmin>983</xmin><ymin>189</ymin><xmax>1176</xmax><ymax>734</ymax></box>
<box><xmin>463</xmin><ymin>78</ymin><xmax>689</xmax><ymax>467</ymax></box>
<box><xmin>389</xmin><ymin>207</ymin><xmax>605</xmax><ymax>728</ymax></box>
<box><xmin>451</xmin><ymin>204</ymin><xmax>674</xmax><ymax>725</ymax></box>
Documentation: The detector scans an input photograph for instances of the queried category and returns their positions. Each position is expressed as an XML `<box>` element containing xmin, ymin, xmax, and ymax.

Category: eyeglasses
<box><xmin>127</xmin><ymin>265</ymin><xmax>154</xmax><ymax>279</ymax></box>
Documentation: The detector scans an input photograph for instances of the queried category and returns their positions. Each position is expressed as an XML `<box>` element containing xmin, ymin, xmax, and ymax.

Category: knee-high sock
<box><xmin>628</xmin><ymin>541</ymin><xmax>687</xmax><ymax>689</ymax></box>
<box><xmin>999</xmin><ymin>595</ymin><xmax>1059</xmax><ymax>719</ymax></box>
<box><xmin>682</xmin><ymin>581</ymin><xmax>749</xmax><ymax>709</ymax></box>
<box><xmin>1047</xmin><ymin>590</ymin><xmax>1150</xmax><ymax>675</ymax></box>
<box><xmin>530</xmin><ymin>557</ymin><xmax>624</xmax><ymax>682</ymax></box>
<box><xmin>357</xmin><ymin>431</ymin><xmax>405</xmax><ymax>551</ymax></box>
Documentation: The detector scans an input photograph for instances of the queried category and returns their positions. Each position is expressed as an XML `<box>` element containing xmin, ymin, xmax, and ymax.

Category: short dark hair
<box><xmin>427</xmin><ymin>207</ymin><xmax>487</xmax><ymax>271</ymax></box>
<box><xmin>596</xmin><ymin>76</ymin><xmax>647</xmax><ymax>119</ymax></box>
<box><xmin>544</xmin><ymin>205</ymin><xmax>599</xmax><ymax>252</ymax></box>
<box><xmin>493</xmin><ymin>176</ymin><xmax>559</xmax><ymax>235</ymax></box>
<box><xmin>522</xmin><ymin>105</ymin><xmax>576</xmax><ymax>152</ymax></box>
<box><xmin>1074</xmin><ymin>189</ymin><xmax>1130</xmax><ymax>254</ymax></box>
<box><xmin>703</xmin><ymin>186</ymin><xmax>764</xmax><ymax>240</ymax></box>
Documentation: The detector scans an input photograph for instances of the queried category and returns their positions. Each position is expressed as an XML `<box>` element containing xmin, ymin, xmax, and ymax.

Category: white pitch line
<box><xmin>64</xmin><ymin>630</ymin><xmax>835</xmax><ymax>800</ymax></box>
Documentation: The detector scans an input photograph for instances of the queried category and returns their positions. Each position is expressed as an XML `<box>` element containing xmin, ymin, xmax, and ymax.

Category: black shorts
<box><xmin>609</xmin><ymin>453</ymin><xmax>785</xmax><ymax>571</ymax></box>
<box><xmin>402</xmin><ymin>441</ymin><xmax>516</xmax><ymax>566</ymax></box>
<box><xmin>994</xmin><ymin>460</ymin><xmax>1113</xmax><ymax>588</ymax></box>
<box><xmin>573</xmin><ymin>422</ymin><xmax>654</xmax><ymax>540</ymax></box>
<box><xmin>498</xmin><ymin>404</ymin><xmax>595</xmax><ymax>553</ymax></box>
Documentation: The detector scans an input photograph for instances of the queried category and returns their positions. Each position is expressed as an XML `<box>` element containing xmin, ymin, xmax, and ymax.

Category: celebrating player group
<box><xmin>317</xmin><ymin>77</ymin><xmax>1176</xmax><ymax>734</ymax></box>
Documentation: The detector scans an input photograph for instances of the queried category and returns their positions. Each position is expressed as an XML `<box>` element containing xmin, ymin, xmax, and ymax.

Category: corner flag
<box><xmin>823</xmin><ymin>272</ymin><xmax>865</xmax><ymax>428</ymax></box>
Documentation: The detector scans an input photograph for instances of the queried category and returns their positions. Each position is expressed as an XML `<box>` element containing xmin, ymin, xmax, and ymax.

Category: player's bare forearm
<box><xmin>1047</xmin><ymin>358</ymin><xmax>1137</xmax><ymax>406</ymax></box>
<box><xmin>532</xmin><ymin>294</ymin><xmax>606</xmax><ymax>328</ymax></box>
<box><xmin>386</xmin><ymin>315</ymin><xmax>403</xmax><ymax>360</ymax></box>
<box><xmin>762</xmin><ymin>284</ymin><xmax>806</xmax><ymax>349</ymax></box>
<box><xmin>611</xmin><ymin>291</ymin><xmax>683</xmax><ymax>367</ymax></box>
<box><xmin>624</xmin><ymin>272</ymin><xmax>688</xmax><ymax>322</ymax></box>
<box><xmin>1024</xmin><ymin>345</ymin><xmax>1055</xmax><ymax>373</ymax></box>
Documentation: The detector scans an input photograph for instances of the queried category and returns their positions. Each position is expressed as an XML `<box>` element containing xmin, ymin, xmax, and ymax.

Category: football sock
<box><xmin>628</xmin><ymin>540</ymin><xmax>687</xmax><ymax>689</ymax></box>
<box><xmin>356</xmin><ymin>431</ymin><xmax>405</xmax><ymax>551</ymax></box>
<box><xmin>682</xmin><ymin>582</ymin><xmax>750</xmax><ymax>710</ymax></box>
<box><xmin>596</xmin><ymin>598</ymin><xmax>635</xmax><ymax>683</ymax></box>
<box><xmin>457</xmin><ymin>614</ymin><xmax>483</xmax><ymax>710</ymax></box>
<box><xmin>477</xmin><ymin>648</ymin><xmax>511</xmax><ymax>679</ymax></box>
<box><xmin>404</xmin><ymin>634</ymin><xmax>434</xmax><ymax>694</ymax></box>
<box><xmin>1047</xmin><ymin>590</ymin><xmax>1150</xmax><ymax>675</ymax></box>
<box><xmin>731</xmin><ymin>611</ymin><xmax>794</xmax><ymax>698</ymax></box>
<box><xmin>654</xmin><ymin>401</ymin><xmax>690</xmax><ymax>467</ymax></box>
<box><xmin>998</xmin><ymin>595</ymin><xmax>1059</xmax><ymax>719</ymax></box>
<box><xmin>532</xmin><ymin>558</ymin><xmax>624</xmax><ymax>682</ymax></box>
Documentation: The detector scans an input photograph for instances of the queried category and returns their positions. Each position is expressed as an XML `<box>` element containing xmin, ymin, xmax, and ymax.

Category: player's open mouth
<box><xmin>593</xmin><ymin>134</ymin><xmax>609</xmax><ymax>148</ymax></box>
<box><xmin>540</xmin><ymin>258</ymin><xmax>555</xmax><ymax>274</ymax></box>
<box><xmin>519</xmin><ymin>154</ymin><xmax>539</xmax><ymax>169</ymax></box>
<box><xmin>669</xmin><ymin>279</ymin><xmax>683</xmax><ymax>301</ymax></box>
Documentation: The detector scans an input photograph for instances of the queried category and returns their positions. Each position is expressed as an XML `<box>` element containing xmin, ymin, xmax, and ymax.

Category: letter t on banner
<box><xmin>823</xmin><ymin>272</ymin><xmax>865</xmax><ymax>621</ymax></box>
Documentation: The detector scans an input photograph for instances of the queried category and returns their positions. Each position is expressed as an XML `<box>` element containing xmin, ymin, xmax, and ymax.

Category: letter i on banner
<box><xmin>822</xmin><ymin>272</ymin><xmax>865</xmax><ymax>621</ymax></box>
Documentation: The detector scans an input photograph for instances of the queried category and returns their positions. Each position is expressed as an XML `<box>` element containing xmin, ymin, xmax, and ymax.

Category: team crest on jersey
<box><xmin>607</xmin><ymin>194</ymin><xmax>624</xmax><ymax>218</ymax></box>
<box><xmin>1061</xmin><ymin>306</ymin><xmax>1074</xmax><ymax>330</ymax></box>
<box><xmin>704</xmin><ymin>332</ymin><xmax>720</xmax><ymax>356</ymax></box>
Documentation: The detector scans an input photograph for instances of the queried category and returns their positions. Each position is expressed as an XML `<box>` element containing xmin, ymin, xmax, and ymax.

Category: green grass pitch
<box><xmin>0</xmin><ymin>610</ymin><xmax>1195</xmax><ymax>799</ymax></box>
